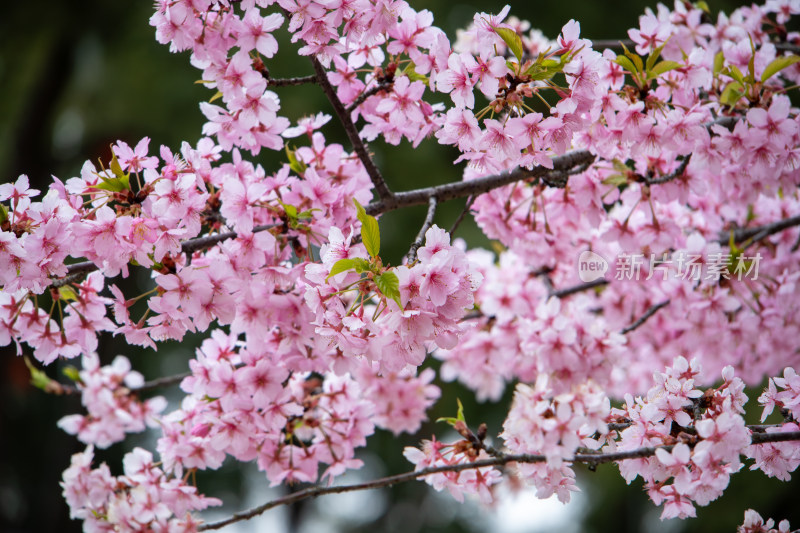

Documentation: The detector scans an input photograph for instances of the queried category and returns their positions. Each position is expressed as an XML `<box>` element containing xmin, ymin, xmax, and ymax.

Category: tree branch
<box><xmin>198</xmin><ymin>430</ymin><xmax>800</xmax><ymax>531</ymax></box>
<box><xmin>620</xmin><ymin>300</ymin><xmax>671</xmax><ymax>334</ymax></box>
<box><xmin>551</xmin><ymin>277</ymin><xmax>608</xmax><ymax>298</ymax></box>
<box><xmin>448</xmin><ymin>195</ymin><xmax>475</xmax><ymax>236</ymax></box>
<box><xmin>266</xmin><ymin>75</ymin><xmax>319</xmax><ymax>87</ymax></box>
<box><xmin>717</xmin><ymin>214</ymin><xmax>800</xmax><ymax>248</ymax></box>
<box><xmin>310</xmin><ymin>57</ymin><xmax>395</xmax><ymax>203</ymax></box>
<box><xmin>645</xmin><ymin>155</ymin><xmax>691</xmax><ymax>185</ymax></box>
<box><xmin>345</xmin><ymin>80</ymin><xmax>393</xmax><ymax>114</ymax></box>
<box><xmin>366</xmin><ymin>150</ymin><xmax>596</xmax><ymax>216</ymax></box>
<box><xmin>406</xmin><ymin>196</ymin><xmax>438</xmax><ymax>263</ymax></box>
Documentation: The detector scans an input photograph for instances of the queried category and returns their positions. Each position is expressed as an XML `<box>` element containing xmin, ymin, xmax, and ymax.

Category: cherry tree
<box><xmin>2</xmin><ymin>0</ymin><xmax>800</xmax><ymax>530</ymax></box>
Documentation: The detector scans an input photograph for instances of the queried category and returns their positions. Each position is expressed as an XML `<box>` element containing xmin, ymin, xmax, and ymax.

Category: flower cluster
<box><xmin>500</xmin><ymin>377</ymin><xmax>610</xmax><ymax>502</ymax></box>
<box><xmin>403</xmin><ymin>436</ymin><xmax>502</xmax><ymax>504</ymax></box>
<box><xmin>304</xmin><ymin>225</ymin><xmax>481</xmax><ymax>373</ymax></box>
<box><xmin>61</xmin><ymin>446</ymin><xmax>220</xmax><ymax>532</ymax></box>
<box><xmin>738</xmin><ymin>509</ymin><xmax>793</xmax><ymax>533</ymax></box>
<box><xmin>57</xmin><ymin>353</ymin><xmax>166</xmax><ymax>449</ymax></box>
<box><xmin>610</xmin><ymin>357</ymin><xmax>751</xmax><ymax>519</ymax></box>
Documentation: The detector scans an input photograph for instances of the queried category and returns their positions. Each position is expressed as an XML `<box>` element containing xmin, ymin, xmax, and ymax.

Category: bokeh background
<box><xmin>1</xmin><ymin>1</ymin><xmax>798</xmax><ymax>532</ymax></box>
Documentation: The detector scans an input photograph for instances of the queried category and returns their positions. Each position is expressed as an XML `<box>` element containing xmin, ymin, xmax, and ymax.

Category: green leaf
<box><xmin>401</xmin><ymin>63</ymin><xmax>429</xmax><ymax>83</ymax></box>
<box><xmin>645</xmin><ymin>38</ymin><xmax>670</xmax><ymax>72</ymax></box>
<box><xmin>58</xmin><ymin>286</ymin><xmax>79</xmax><ymax>301</ymax></box>
<box><xmin>694</xmin><ymin>1</ymin><xmax>710</xmax><ymax>13</ymax></box>
<box><xmin>354</xmin><ymin>199</ymin><xmax>380</xmax><ymax>258</ymax></box>
<box><xmin>612</xmin><ymin>159</ymin><xmax>630</xmax><ymax>173</ymax></box>
<box><xmin>748</xmin><ymin>37</ymin><xmax>756</xmax><ymax>83</ymax></box>
<box><xmin>63</xmin><ymin>366</ymin><xmax>81</xmax><ymax>383</ymax></box>
<box><xmin>602</xmin><ymin>174</ymin><xmax>629</xmax><ymax>186</ymax></box>
<box><xmin>615</xmin><ymin>55</ymin><xmax>638</xmax><ymax>76</ymax></box>
<box><xmin>0</xmin><ymin>204</ymin><xmax>8</xmax><ymax>224</ymax></box>
<box><xmin>494</xmin><ymin>27</ymin><xmax>524</xmax><ymax>63</ymax></box>
<box><xmin>109</xmin><ymin>151</ymin><xmax>126</xmax><ymax>179</ymax></box>
<box><xmin>724</xmin><ymin>65</ymin><xmax>745</xmax><ymax>84</ymax></box>
<box><xmin>93</xmin><ymin>173</ymin><xmax>130</xmax><ymax>193</ymax></box>
<box><xmin>285</xmin><ymin>144</ymin><xmax>307</xmax><ymax>175</ymax></box>
<box><xmin>209</xmin><ymin>90</ymin><xmax>223</xmax><ymax>103</ymax></box>
<box><xmin>713</xmin><ymin>51</ymin><xmax>725</xmax><ymax>76</ymax></box>
<box><xmin>436</xmin><ymin>398</ymin><xmax>466</xmax><ymax>426</ymax></box>
<box><xmin>351</xmin><ymin>257</ymin><xmax>371</xmax><ymax>273</ymax></box>
<box><xmin>375</xmin><ymin>271</ymin><xmax>402</xmax><ymax>308</ymax></box>
<box><xmin>24</xmin><ymin>357</ymin><xmax>52</xmax><ymax>391</ymax></box>
<box><xmin>620</xmin><ymin>42</ymin><xmax>643</xmax><ymax>73</ymax></box>
<box><xmin>327</xmin><ymin>258</ymin><xmax>358</xmax><ymax>280</ymax></box>
<box><xmin>720</xmin><ymin>81</ymin><xmax>745</xmax><ymax>107</ymax></box>
<box><xmin>761</xmin><ymin>55</ymin><xmax>800</xmax><ymax>82</ymax></box>
<box><xmin>647</xmin><ymin>60</ymin><xmax>682</xmax><ymax>79</ymax></box>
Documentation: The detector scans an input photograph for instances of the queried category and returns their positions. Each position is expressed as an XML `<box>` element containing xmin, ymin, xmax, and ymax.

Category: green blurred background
<box><xmin>1</xmin><ymin>1</ymin><xmax>798</xmax><ymax>532</ymax></box>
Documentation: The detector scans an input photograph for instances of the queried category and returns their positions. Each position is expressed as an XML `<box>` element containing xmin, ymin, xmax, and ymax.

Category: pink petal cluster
<box><xmin>501</xmin><ymin>377</ymin><xmax>610</xmax><ymax>502</ymax></box>
<box><xmin>403</xmin><ymin>437</ymin><xmax>502</xmax><ymax>503</ymax></box>
<box><xmin>57</xmin><ymin>353</ymin><xmax>166</xmax><ymax>448</ymax></box>
<box><xmin>61</xmin><ymin>446</ymin><xmax>220</xmax><ymax>532</ymax></box>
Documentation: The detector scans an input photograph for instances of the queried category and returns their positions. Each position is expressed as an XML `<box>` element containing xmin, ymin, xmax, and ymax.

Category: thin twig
<box><xmin>198</xmin><ymin>430</ymin><xmax>800</xmax><ymax>531</ymax></box>
<box><xmin>132</xmin><ymin>371</ymin><xmax>192</xmax><ymax>392</ymax></box>
<box><xmin>448</xmin><ymin>195</ymin><xmax>475</xmax><ymax>236</ymax></box>
<box><xmin>365</xmin><ymin>150</ymin><xmax>596</xmax><ymax>216</ymax></box>
<box><xmin>345</xmin><ymin>81</ymin><xmax>393</xmax><ymax>114</ymax></box>
<box><xmin>310</xmin><ymin>57</ymin><xmax>395</xmax><ymax>203</ymax></box>
<box><xmin>266</xmin><ymin>75</ymin><xmax>318</xmax><ymax>87</ymax></box>
<box><xmin>645</xmin><ymin>155</ymin><xmax>691</xmax><ymax>185</ymax></box>
<box><xmin>620</xmin><ymin>300</ymin><xmax>671</xmax><ymax>334</ymax></box>
<box><xmin>551</xmin><ymin>278</ymin><xmax>609</xmax><ymax>298</ymax></box>
<box><xmin>717</xmin><ymin>214</ymin><xmax>800</xmax><ymax>248</ymax></box>
<box><xmin>406</xmin><ymin>196</ymin><xmax>438</xmax><ymax>263</ymax></box>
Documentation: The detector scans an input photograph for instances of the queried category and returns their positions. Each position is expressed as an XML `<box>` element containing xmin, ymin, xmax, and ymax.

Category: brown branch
<box><xmin>717</xmin><ymin>214</ymin><xmax>800</xmax><ymax>248</ymax></box>
<box><xmin>198</xmin><ymin>430</ymin><xmax>800</xmax><ymax>531</ymax></box>
<box><xmin>645</xmin><ymin>155</ymin><xmax>691</xmax><ymax>185</ymax></box>
<box><xmin>266</xmin><ymin>75</ymin><xmax>318</xmax><ymax>87</ymax></box>
<box><xmin>366</xmin><ymin>150</ymin><xmax>596</xmax><ymax>216</ymax></box>
<box><xmin>310</xmin><ymin>57</ymin><xmax>395</xmax><ymax>203</ymax></box>
<box><xmin>406</xmin><ymin>196</ymin><xmax>438</xmax><ymax>263</ymax></box>
<box><xmin>345</xmin><ymin>80</ymin><xmax>393</xmax><ymax>114</ymax></box>
<box><xmin>449</xmin><ymin>195</ymin><xmax>475</xmax><ymax>236</ymax></box>
<box><xmin>620</xmin><ymin>300</ymin><xmax>671</xmax><ymax>334</ymax></box>
<box><xmin>551</xmin><ymin>277</ymin><xmax>609</xmax><ymax>298</ymax></box>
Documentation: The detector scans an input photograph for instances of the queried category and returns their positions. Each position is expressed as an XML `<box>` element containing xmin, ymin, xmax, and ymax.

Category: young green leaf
<box><xmin>645</xmin><ymin>38</ymin><xmax>670</xmax><ymax>72</ymax></box>
<box><xmin>647</xmin><ymin>60</ymin><xmax>681</xmax><ymax>79</ymax></box>
<box><xmin>375</xmin><ymin>271</ymin><xmax>402</xmax><ymax>308</ymax></box>
<box><xmin>93</xmin><ymin>174</ymin><xmax>130</xmax><ymax>193</ymax></box>
<box><xmin>615</xmin><ymin>55</ymin><xmax>638</xmax><ymax>76</ymax></box>
<box><xmin>24</xmin><ymin>357</ymin><xmax>53</xmax><ymax>391</ymax></box>
<box><xmin>285</xmin><ymin>144</ymin><xmax>307</xmax><ymax>175</ymax></box>
<box><xmin>761</xmin><ymin>55</ymin><xmax>800</xmax><ymax>83</ymax></box>
<box><xmin>327</xmin><ymin>258</ymin><xmax>359</xmax><ymax>280</ymax></box>
<box><xmin>720</xmin><ymin>81</ymin><xmax>745</xmax><ymax>106</ymax></box>
<box><xmin>354</xmin><ymin>199</ymin><xmax>380</xmax><ymax>258</ymax></box>
<box><xmin>58</xmin><ymin>286</ymin><xmax>79</xmax><ymax>302</ymax></box>
<box><xmin>494</xmin><ymin>27</ymin><xmax>524</xmax><ymax>63</ymax></box>
<box><xmin>436</xmin><ymin>398</ymin><xmax>467</xmax><ymax>426</ymax></box>
<box><xmin>620</xmin><ymin>42</ymin><xmax>643</xmax><ymax>73</ymax></box>
<box><xmin>713</xmin><ymin>51</ymin><xmax>725</xmax><ymax>76</ymax></box>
